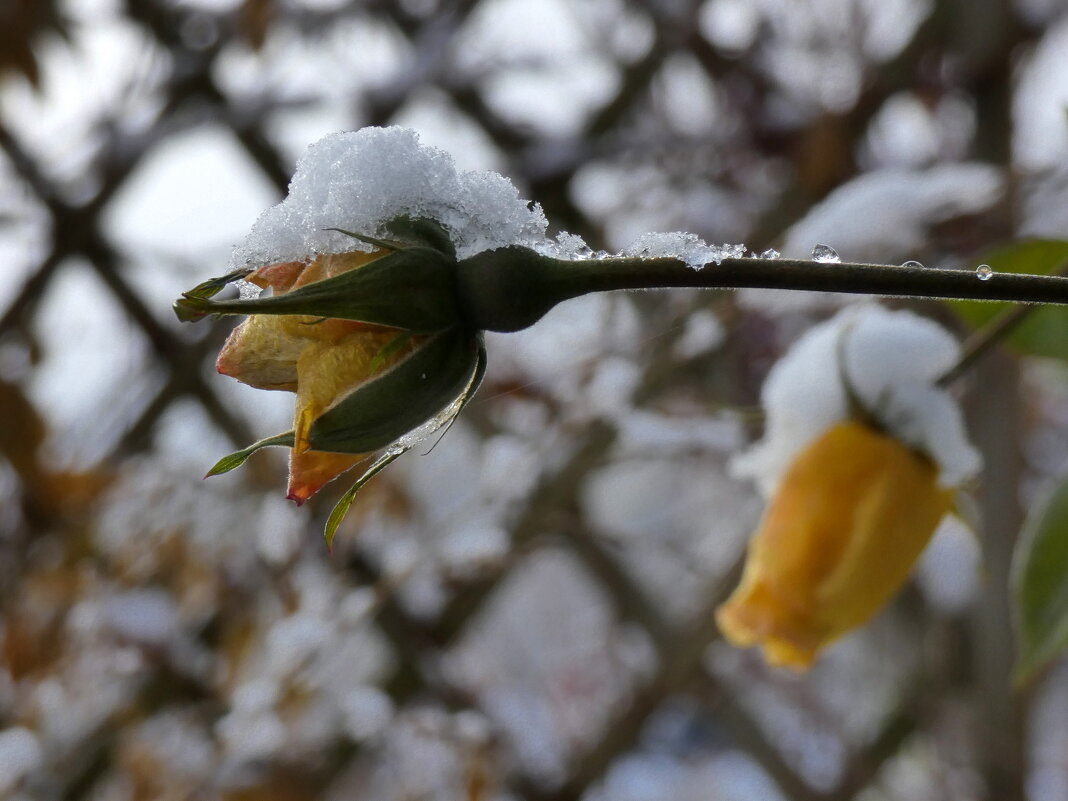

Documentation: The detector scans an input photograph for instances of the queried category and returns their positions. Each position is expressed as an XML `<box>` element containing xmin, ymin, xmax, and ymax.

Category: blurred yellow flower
<box><xmin>716</xmin><ymin>420</ymin><xmax>953</xmax><ymax>670</ymax></box>
<box><xmin>216</xmin><ymin>250</ymin><xmax>423</xmax><ymax>504</ymax></box>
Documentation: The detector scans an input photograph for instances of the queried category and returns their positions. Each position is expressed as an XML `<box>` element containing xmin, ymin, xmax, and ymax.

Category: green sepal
<box><xmin>367</xmin><ymin>331</ymin><xmax>415</xmax><ymax>376</ymax></box>
<box><xmin>382</xmin><ymin>216</ymin><xmax>457</xmax><ymax>259</ymax></box>
<box><xmin>324</xmin><ymin>228</ymin><xmax>399</xmax><ymax>252</ymax></box>
<box><xmin>173</xmin><ymin>269</ymin><xmax>256</xmax><ymax>322</ymax></box>
<box><xmin>205</xmin><ymin>431</ymin><xmax>295</xmax><ymax>477</ymax></box>
<box><xmin>307</xmin><ymin>327</ymin><xmax>480</xmax><ymax>454</ymax></box>
<box><xmin>322</xmin><ymin>334</ymin><xmax>487</xmax><ymax>547</ymax></box>
<box><xmin>324</xmin><ymin>448</ymin><xmax>406</xmax><ymax>550</ymax></box>
<box><xmin>175</xmin><ymin>246</ymin><xmax>461</xmax><ymax>333</ymax></box>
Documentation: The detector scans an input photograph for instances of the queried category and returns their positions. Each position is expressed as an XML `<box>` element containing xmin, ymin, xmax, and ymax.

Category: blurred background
<box><xmin>3</xmin><ymin>0</ymin><xmax>1068</xmax><ymax>798</ymax></box>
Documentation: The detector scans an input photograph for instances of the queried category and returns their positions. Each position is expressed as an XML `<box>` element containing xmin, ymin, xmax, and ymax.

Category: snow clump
<box><xmin>232</xmin><ymin>126</ymin><xmax>742</xmax><ymax>270</ymax></box>
<box><xmin>731</xmin><ymin>304</ymin><xmax>981</xmax><ymax>495</ymax></box>
<box><xmin>232</xmin><ymin>127</ymin><xmax>579</xmax><ymax>267</ymax></box>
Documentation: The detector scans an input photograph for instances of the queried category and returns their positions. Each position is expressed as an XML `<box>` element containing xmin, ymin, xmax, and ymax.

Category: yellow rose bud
<box><xmin>715</xmin><ymin>420</ymin><xmax>953</xmax><ymax>670</ymax></box>
<box><xmin>215</xmin><ymin>250</ymin><xmax>427</xmax><ymax>502</ymax></box>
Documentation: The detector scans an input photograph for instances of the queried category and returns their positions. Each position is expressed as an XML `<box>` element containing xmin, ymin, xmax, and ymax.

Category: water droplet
<box><xmin>901</xmin><ymin>260</ymin><xmax>924</xmax><ymax>269</ymax></box>
<box><xmin>760</xmin><ymin>248</ymin><xmax>781</xmax><ymax>260</ymax></box>
<box><xmin>976</xmin><ymin>264</ymin><xmax>993</xmax><ymax>281</ymax></box>
<box><xmin>811</xmin><ymin>244</ymin><xmax>840</xmax><ymax>263</ymax></box>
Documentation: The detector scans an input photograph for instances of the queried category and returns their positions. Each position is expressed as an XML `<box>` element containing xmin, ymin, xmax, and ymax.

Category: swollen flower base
<box><xmin>715</xmin><ymin>420</ymin><xmax>952</xmax><ymax>669</ymax></box>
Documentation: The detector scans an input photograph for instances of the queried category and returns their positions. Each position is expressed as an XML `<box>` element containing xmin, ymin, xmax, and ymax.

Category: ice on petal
<box><xmin>732</xmin><ymin>304</ymin><xmax>980</xmax><ymax>494</ymax></box>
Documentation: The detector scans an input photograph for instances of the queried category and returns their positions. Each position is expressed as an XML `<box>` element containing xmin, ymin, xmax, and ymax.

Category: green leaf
<box><xmin>1011</xmin><ymin>473</ymin><xmax>1068</xmax><ymax>685</ymax></box>
<box><xmin>952</xmin><ymin>240</ymin><xmax>1068</xmax><ymax>360</ymax></box>
<box><xmin>205</xmin><ymin>432</ymin><xmax>294</xmax><ymax>477</ymax></box>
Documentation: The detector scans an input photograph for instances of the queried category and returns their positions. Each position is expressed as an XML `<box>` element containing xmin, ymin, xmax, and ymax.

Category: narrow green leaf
<box><xmin>367</xmin><ymin>330</ymin><xmax>414</xmax><ymax>376</ymax></box>
<box><xmin>1011</xmin><ymin>473</ymin><xmax>1068</xmax><ymax>685</ymax></box>
<box><xmin>953</xmin><ymin>240</ymin><xmax>1068</xmax><ymax>360</ymax></box>
<box><xmin>324</xmin><ymin>447</ymin><xmax>407</xmax><ymax>549</ymax></box>
<box><xmin>205</xmin><ymin>432</ymin><xmax>295</xmax><ymax>477</ymax></box>
<box><xmin>184</xmin><ymin>269</ymin><xmax>255</xmax><ymax>300</ymax></box>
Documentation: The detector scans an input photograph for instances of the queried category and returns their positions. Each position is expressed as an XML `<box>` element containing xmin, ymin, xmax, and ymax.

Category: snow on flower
<box><xmin>718</xmin><ymin>304</ymin><xmax>981</xmax><ymax>669</ymax></box>
<box><xmin>731</xmin><ymin>304</ymin><xmax>981</xmax><ymax>496</ymax></box>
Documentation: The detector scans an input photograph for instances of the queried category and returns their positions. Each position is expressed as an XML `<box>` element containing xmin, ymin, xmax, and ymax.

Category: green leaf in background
<box><xmin>1011</xmin><ymin>473</ymin><xmax>1068</xmax><ymax>685</ymax></box>
<box><xmin>952</xmin><ymin>240</ymin><xmax>1068</xmax><ymax>360</ymax></box>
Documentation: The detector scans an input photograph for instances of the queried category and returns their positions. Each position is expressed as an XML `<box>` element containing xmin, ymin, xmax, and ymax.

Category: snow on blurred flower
<box><xmin>717</xmin><ymin>305</ymin><xmax>981</xmax><ymax>669</ymax></box>
<box><xmin>0</xmin><ymin>727</ymin><xmax>42</xmax><ymax>796</ymax></box>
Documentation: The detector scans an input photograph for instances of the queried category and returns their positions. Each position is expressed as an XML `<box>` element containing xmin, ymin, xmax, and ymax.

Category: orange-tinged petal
<box><xmin>287</xmin><ymin>449</ymin><xmax>367</xmax><ymax>505</ymax></box>
<box><xmin>291</xmin><ymin>249</ymin><xmax>383</xmax><ymax>290</ymax></box>
<box><xmin>292</xmin><ymin>329</ymin><xmax>420</xmax><ymax>453</ymax></box>
<box><xmin>248</xmin><ymin>260</ymin><xmax>307</xmax><ymax>293</ymax></box>
<box><xmin>715</xmin><ymin>420</ymin><xmax>952</xmax><ymax>669</ymax></box>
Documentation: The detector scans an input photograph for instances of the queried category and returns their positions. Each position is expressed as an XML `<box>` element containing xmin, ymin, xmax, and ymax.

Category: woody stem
<box><xmin>553</xmin><ymin>256</ymin><xmax>1068</xmax><ymax>306</ymax></box>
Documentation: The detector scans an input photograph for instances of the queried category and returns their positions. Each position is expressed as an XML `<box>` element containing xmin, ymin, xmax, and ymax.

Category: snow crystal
<box><xmin>623</xmin><ymin>232</ymin><xmax>744</xmax><ymax>269</ymax></box>
<box><xmin>232</xmin><ymin>127</ymin><xmax>563</xmax><ymax>266</ymax></box>
<box><xmin>731</xmin><ymin>304</ymin><xmax>981</xmax><ymax>494</ymax></box>
<box><xmin>0</xmin><ymin>728</ymin><xmax>42</xmax><ymax>795</ymax></box>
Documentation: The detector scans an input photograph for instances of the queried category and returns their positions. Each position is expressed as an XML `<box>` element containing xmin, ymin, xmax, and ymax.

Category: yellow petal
<box><xmin>292</xmin><ymin>329</ymin><xmax>419</xmax><ymax>454</ymax></box>
<box><xmin>216</xmin><ymin>315</ymin><xmax>305</xmax><ymax>391</ymax></box>
<box><xmin>715</xmin><ymin>420</ymin><xmax>952</xmax><ymax>669</ymax></box>
<box><xmin>216</xmin><ymin>251</ymin><xmax>392</xmax><ymax>392</ymax></box>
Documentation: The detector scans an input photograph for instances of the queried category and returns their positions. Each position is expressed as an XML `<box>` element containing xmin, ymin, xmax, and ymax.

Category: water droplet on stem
<box><xmin>976</xmin><ymin>264</ymin><xmax>993</xmax><ymax>281</ymax></box>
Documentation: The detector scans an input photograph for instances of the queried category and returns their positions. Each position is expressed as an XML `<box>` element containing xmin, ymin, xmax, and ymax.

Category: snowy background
<box><xmin>2</xmin><ymin>0</ymin><xmax>1068</xmax><ymax>799</ymax></box>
